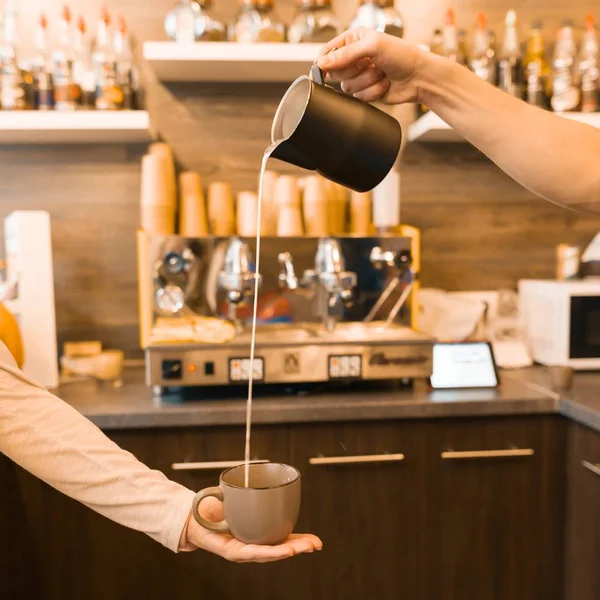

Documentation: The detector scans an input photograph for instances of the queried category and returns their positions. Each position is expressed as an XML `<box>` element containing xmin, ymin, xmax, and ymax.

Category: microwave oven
<box><xmin>519</xmin><ymin>279</ymin><xmax>600</xmax><ymax>370</ymax></box>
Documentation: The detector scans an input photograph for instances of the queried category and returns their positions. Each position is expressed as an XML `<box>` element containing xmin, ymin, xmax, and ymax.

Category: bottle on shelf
<box><xmin>469</xmin><ymin>12</ymin><xmax>496</xmax><ymax>84</ymax></box>
<box><xmin>442</xmin><ymin>8</ymin><xmax>467</xmax><ymax>65</ymax></box>
<box><xmin>288</xmin><ymin>0</ymin><xmax>341</xmax><ymax>44</ymax></box>
<box><xmin>349</xmin><ymin>0</ymin><xmax>404</xmax><ymax>39</ymax></box>
<box><xmin>231</xmin><ymin>0</ymin><xmax>286</xmax><ymax>43</ymax></box>
<box><xmin>114</xmin><ymin>16</ymin><xmax>140</xmax><ymax>109</ymax></box>
<box><xmin>74</xmin><ymin>16</ymin><xmax>96</xmax><ymax>109</ymax></box>
<box><xmin>430</xmin><ymin>28</ymin><xmax>444</xmax><ymax>55</ymax></box>
<box><xmin>578</xmin><ymin>14</ymin><xmax>599</xmax><ymax>113</ymax></box>
<box><xmin>92</xmin><ymin>7</ymin><xmax>124</xmax><ymax>110</ymax></box>
<box><xmin>497</xmin><ymin>9</ymin><xmax>523</xmax><ymax>98</ymax></box>
<box><xmin>0</xmin><ymin>0</ymin><xmax>30</xmax><ymax>110</ymax></box>
<box><xmin>523</xmin><ymin>21</ymin><xmax>550</xmax><ymax>109</ymax></box>
<box><xmin>195</xmin><ymin>0</ymin><xmax>227</xmax><ymax>41</ymax></box>
<box><xmin>550</xmin><ymin>20</ymin><xmax>580</xmax><ymax>112</ymax></box>
<box><xmin>165</xmin><ymin>0</ymin><xmax>200</xmax><ymax>43</ymax></box>
<box><xmin>31</xmin><ymin>13</ymin><xmax>54</xmax><ymax>110</ymax></box>
<box><xmin>53</xmin><ymin>4</ymin><xmax>81</xmax><ymax>111</ymax></box>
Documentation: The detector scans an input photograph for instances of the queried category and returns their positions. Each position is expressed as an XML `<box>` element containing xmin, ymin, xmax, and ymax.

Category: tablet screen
<box><xmin>430</xmin><ymin>342</ymin><xmax>499</xmax><ymax>389</ymax></box>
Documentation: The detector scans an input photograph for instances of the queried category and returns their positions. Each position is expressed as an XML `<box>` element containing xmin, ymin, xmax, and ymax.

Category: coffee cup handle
<box><xmin>191</xmin><ymin>487</ymin><xmax>230</xmax><ymax>534</ymax></box>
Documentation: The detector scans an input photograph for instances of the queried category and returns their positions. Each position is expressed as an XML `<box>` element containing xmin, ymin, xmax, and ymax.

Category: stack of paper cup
<box><xmin>260</xmin><ymin>170</ymin><xmax>278</xmax><ymax>235</ymax></box>
<box><xmin>237</xmin><ymin>191</ymin><xmax>259</xmax><ymax>236</ymax></box>
<box><xmin>350</xmin><ymin>190</ymin><xmax>373</xmax><ymax>235</ymax></box>
<box><xmin>179</xmin><ymin>172</ymin><xmax>208</xmax><ymax>236</ymax></box>
<box><xmin>302</xmin><ymin>175</ymin><xmax>329</xmax><ymax>236</ymax></box>
<box><xmin>275</xmin><ymin>175</ymin><xmax>303</xmax><ymax>236</ymax></box>
<box><xmin>208</xmin><ymin>182</ymin><xmax>236</xmax><ymax>236</ymax></box>
<box><xmin>140</xmin><ymin>152</ymin><xmax>176</xmax><ymax>235</ymax></box>
<box><xmin>149</xmin><ymin>142</ymin><xmax>176</xmax><ymax>206</ymax></box>
<box><xmin>326</xmin><ymin>180</ymin><xmax>348</xmax><ymax>234</ymax></box>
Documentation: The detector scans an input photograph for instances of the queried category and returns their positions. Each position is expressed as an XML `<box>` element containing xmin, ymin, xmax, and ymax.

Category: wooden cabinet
<box><xmin>420</xmin><ymin>416</ymin><xmax>565</xmax><ymax>600</ymax></box>
<box><xmin>288</xmin><ymin>421</ymin><xmax>426</xmax><ymax>600</ymax></box>
<box><xmin>4</xmin><ymin>416</ymin><xmax>567</xmax><ymax>600</ymax></box>
<box><xmin>564</xmin><ymin>423</ymin><xmax>600</xmax><ymax>600</ymax></box>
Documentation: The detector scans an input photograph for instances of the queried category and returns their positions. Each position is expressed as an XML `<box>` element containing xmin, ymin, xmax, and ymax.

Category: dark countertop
<box><xmin>54</xmin><ymin>366</ymin><xmax>585</xmax><ymax>431</ymax></box>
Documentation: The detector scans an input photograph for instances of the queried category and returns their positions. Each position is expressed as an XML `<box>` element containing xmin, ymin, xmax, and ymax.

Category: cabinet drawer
<box><xmin>109</xmin><ymin>425</ymin><xmax>288</xmax><ymax>489</ymax></box>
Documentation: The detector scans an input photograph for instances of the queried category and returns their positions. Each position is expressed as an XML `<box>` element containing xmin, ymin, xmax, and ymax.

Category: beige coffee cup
<box><xmin>148</xmin><ymin>143</ymin><xmax>176</xmax><ymax>206</ymax></box>
<box><xmin>302</xmin><ymin>175</ymin><xmax>329</xmax><ymax>236</ymax></box>
<box><xmin>179</xmin><ymin>172</ymin><xmax>208</xmax><ymax>236</ymax></box>
<box><xmin>236</xmin><ymin>191</ymin><xmax>258</xmax><ymax>236</ymax></box>
<box><xmin>326</xmin><ymin>181</ymin><xmax>348</xmax><ymax>234</ymax></box>
<box><xmin>350</xmin><ymin>190</ymin><xmax>373</xmax><ymax>235</ymax></box>
<box><xmin>275</xmin><ymin>176</ymin><xmax>303</xmax><ymax>235</ymax></box>
<box><xmin>140</xmin><ymin>153</ymin><xmax>174</xmax><ymax>207</ymax></box>
<box><xmin>192</xmin><ymin>463</ymin><xmax>301</xmax><ymax>545</ymax></box>
<box><xmin>208</xmin><ymin>182</ymin><xmax>236</xmax><ymax>236</ymax></box>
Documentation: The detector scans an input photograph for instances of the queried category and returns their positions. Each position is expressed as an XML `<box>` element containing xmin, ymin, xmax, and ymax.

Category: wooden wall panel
<box><xmin>0</xmin><ymin>0</ymin><xmax>599</xmax><ymax>357</ymax></box>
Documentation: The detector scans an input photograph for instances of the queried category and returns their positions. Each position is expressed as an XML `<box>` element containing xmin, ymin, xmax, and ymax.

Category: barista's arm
<box><xmin>317</xmin><ymin>29</ymin><xmax>600</xmax><ymax>214</ymax></box>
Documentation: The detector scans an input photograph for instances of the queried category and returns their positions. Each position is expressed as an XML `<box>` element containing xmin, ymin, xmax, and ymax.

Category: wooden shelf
<box><xmin>408</xmin><ymin>110</ymin><xmax>600</xmax><ymax>143</ymax></box>
<box><xmin>0</xmin><ymin>110</ymin><xmax>152</xmax><ymax>144</ymax></box>
<box><xmin>143</xmin><ymin>41</ymin><xmax>323</xmax><ymax>82</ymax></box>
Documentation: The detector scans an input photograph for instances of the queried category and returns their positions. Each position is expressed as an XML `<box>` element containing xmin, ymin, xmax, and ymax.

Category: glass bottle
<box><xmin>349</xmin><ymin>0</ymin><xmax>404</xmax><ymax>39</ymax></box>
<box><xmin>114</xmin><ymin>16</ymin><xmax>140</xmax><ymax>109</ymax></box>
<box><xmin>53</xmin><ymin>4</ymin><xmax>81</xmax><ymax>111</ymax></box>
<box><xmin>550</xmin><ymin>20</ymin><xmax>580</xmax><ymax>112</ymax></box>
<box><xmin>577</xmin><ymin>14</ymin><xmax>599</xmax><ymax>113</ymax></box>
<box><xmin>74</xmin><ymin>16</ymin><xmax>95</xmax><ymax>109</ymax></box>
<box><xmin>165</xmin><ymin>0</ymin><xmax>200</xmax><ymax>43</ymax></box>
<box><xmin>31</xmin><ymin>13</ymin><xmax>54</xmax><ymax>110</ymax></box>
<box><xmin>288</xmin><ymin>0</ymin><xmax>341</xmax><ymax>44</ymax></box>
<box><xmin>231</xmin><ymin>0</ymin><xmax>286</xmax><ymax>43</ymax></box>
<box><xmin>92</xmin><ymin>7</ymin><xmax>124</xmax><ymax>110</ymax></box>
<box><xmin>0</xmin><ymin>0</ymin><xmax>29</xmax><ymax>110</ymax></box>
<box><xmin>497</xmin><ymin>9</ymin><xmax>523</xmax><ymax>98</ymax></box>
<box><xmin>469</xmin><ymin>13</ymin><xmax>496</xmax><ymax>84</ymax></box>
<box><xmin>195</xmin><ymin>0</ymin><xmax>227</xmax><ymax>41</ymax></box>
<box><xmin>430</xmin><ymin>28</ymin><xmax>443</xmax><ymax>55</ymax></box>
<box><xmin>442</xmin><ymin>8</ymin><xmax>467</xmax><ymax>65</ymax></box>
<box><xmin>523</xmin><ymin>21</ymin><xmax>550</xmax><ymax>108</ymax></box>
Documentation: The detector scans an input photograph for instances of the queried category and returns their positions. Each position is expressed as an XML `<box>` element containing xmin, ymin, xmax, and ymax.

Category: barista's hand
<box><xmin>179</xmin><ymin>497</ymin><xmax>323</xmax><ymax>563</ymax></box>
<box><xmin>316</xmin><ymin>28</ymin><xmax>427</xmax><ymax>104</ymax></box>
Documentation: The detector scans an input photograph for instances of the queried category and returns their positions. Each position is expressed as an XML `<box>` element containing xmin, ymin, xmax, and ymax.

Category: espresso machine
<box><xmin>138</xmin><ymin>231</ymin><xmax>434</xmax><ymax>394</ymax></box>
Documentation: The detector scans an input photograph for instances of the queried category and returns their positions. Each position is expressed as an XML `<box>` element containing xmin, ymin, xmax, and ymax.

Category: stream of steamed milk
<box><xmin>244</xmin><ymin>144</ymin><xmax>277</xmax><ymax>487</ymax></box>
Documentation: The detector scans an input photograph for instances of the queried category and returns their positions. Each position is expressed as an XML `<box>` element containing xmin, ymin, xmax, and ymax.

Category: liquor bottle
<box><xmin>0</xmin><ymin>0</ymin><xmax>29</xmax><ymax>110</ymax></box>
<box><xmin>114</xmin><ymin>16</ymin><xmax>140</xmax><ymax>109</ymax></box>
<box><xmin>551</xmin><ymin>21</ymin><xmax>580</xmax><ymax>112</ymax></box>
<box><xmin>165</xmin><ymin>0</ymin><xmax>200</xmax><ymax>43</ymax></box>
<box><xmin>523</xmin><ymin>21</ymin><xmax>550</xmax><ymax>108</ymax></box>
<box><xmin>349</xmin><ymin>0</ymin><xmax>404</xmax><ymax>39</ymax></box>
<box><xmin>53</xmin><ymin>5</ymin><xmax>81</xmax><ymax>111</ymax></box>
<box><xmin>457</xmin><ymin>29</ymin><xmax>469</xmax><ymax>66</ymax></box>
<box><xmin>578</xmin><ymin>14</ymin><xmax>599</xmax><ymax>113</ymax></box>
<box><xmin>288</xmin><ymin>0</ymin><xmax>341</xmax><ymax>43</ymax></box>
<box><xmin>231</xmin><ymin>0</ymin><xmax>286</xmax><ymax>43</ymax></box>
<box><xmin>74</xmin><ymin>17</ymin><xmax>96</xmax><ymax>109</ymax></box>
<box><xmin>195</xmin><ymin>0</ymin><xmax>227</xmax><ymax>41</ymax></box>
<box><xmin>442</xmin><ymin>9</ymin><xmax>467</xmax><ymax>65</ymax></box>
<box><xmin>469</xmin><ymin>13</ymin><xmax>496</xmax><ymax>84</ymax></box>
<box><xmin>92</xmin><ymin>7</ymin><xmax>124</xmax><ymax>110</ymax></box>
<box><xmin>31</xmin><ymin>13</ymin><xmax>54</xmax><ymax>110</ymax></box>
<box><xmin>430</xmin><ymin>28</ymin><xmax>444</xmax><ymax>55</ymax></box>
<box><xmin>497</xmin><ymin>9</ymin><xmax>523</xmax><ymax>98</ymax></box>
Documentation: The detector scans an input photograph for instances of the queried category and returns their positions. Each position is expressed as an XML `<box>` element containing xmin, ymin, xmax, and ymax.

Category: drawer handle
<box><xmin>441</xmin><ymin>449</ymin><xmax>535</xmax><ymax>460</ymax></box>
<box><xmin>582</xmin><ymin>461</ymin><xmax>600</xmax><ymax>478</ymax></box>
<box><xmin>171</xmin><ymin>459</ymin><xmax>268</xmax><ymax>471</ymax></box>
<box><xmin>309</xmin><ymin>453</ymin><xmax>405</xmax><ymax>466</ymax></box>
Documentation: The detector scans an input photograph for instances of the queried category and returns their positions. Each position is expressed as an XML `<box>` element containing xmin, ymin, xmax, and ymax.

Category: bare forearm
<box><xmin>417</xmin><ymin>54</ymin><xmax>600</xmax><ymax>214</ymax></box>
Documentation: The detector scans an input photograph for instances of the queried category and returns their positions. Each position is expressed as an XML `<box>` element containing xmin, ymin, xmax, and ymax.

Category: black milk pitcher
<box><xmin>270</xmin><ymin>64</ymin><xmax>402</xmax><ymax>193</ymax></box>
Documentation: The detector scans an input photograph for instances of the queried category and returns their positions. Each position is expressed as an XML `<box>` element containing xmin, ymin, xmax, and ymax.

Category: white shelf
<box><xmin>408</xmin><ymin>110</ymin><xmax>600</xmax><ymax>143</ymax></box>
<box><xmin>0</xmin><ymin>110</ymin><xmax>152</xmax><ymax>144</ymax></box>
<box><xmin>143</xmin><ymin>41</ymin><xmax>323</xmax><ymax>82</ymax></box>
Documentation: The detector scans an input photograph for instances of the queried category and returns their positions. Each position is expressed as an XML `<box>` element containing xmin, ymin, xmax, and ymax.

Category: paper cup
<box><xmin>349</xmin><ymin>190</ymin><xmax>373</xmax><ymax>235</ymax></box>
<box><xmin>141</xmin><ymin>204</ymin><xmax>175</xmax><ymax>235</ymax></box>
<box><xmin>208</xmin><ymin>182</ymin><xmax>235</xmax><ymax>236</ymax></box>
<box><xmin>179</xmin><ymin>172</ymin><xmax>208</xmax><ymax>236</ymax></box>
<box><xmin>237</xmin><ymin>191</ymin><xmax>258</xmax><ymax>237</ymax></box>
<box><xmin>302</xmin><ymin>175</ymin><xmax>328</xmax><ymax>236</ymax></box>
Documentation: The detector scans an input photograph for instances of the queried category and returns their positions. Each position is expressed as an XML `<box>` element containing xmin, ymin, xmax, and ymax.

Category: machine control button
<box><xmin>328</xmin><ymin>355</ymin><xmax>362</xmax><ymax>379</ymax></box>
<box><xmin>162</xmin><ymin>359</ymin><xmax>183</xmax><ymax>380</ymax></box>
<box><xmin>204</xmin><ymin>362</ymin><xmax>215</xmax><ymax>376</ymax></box>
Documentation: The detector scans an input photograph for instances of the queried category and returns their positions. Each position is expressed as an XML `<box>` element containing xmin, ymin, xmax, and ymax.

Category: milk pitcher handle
<box><xmin>191</xmin><ymin>487</ymin><xmax>230</xmax><ymax>533</ymax></box>
<box><xmin>309</xmin><ymin>63</ymin><xmax>325</xmax><ymax>86</ymax></box>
